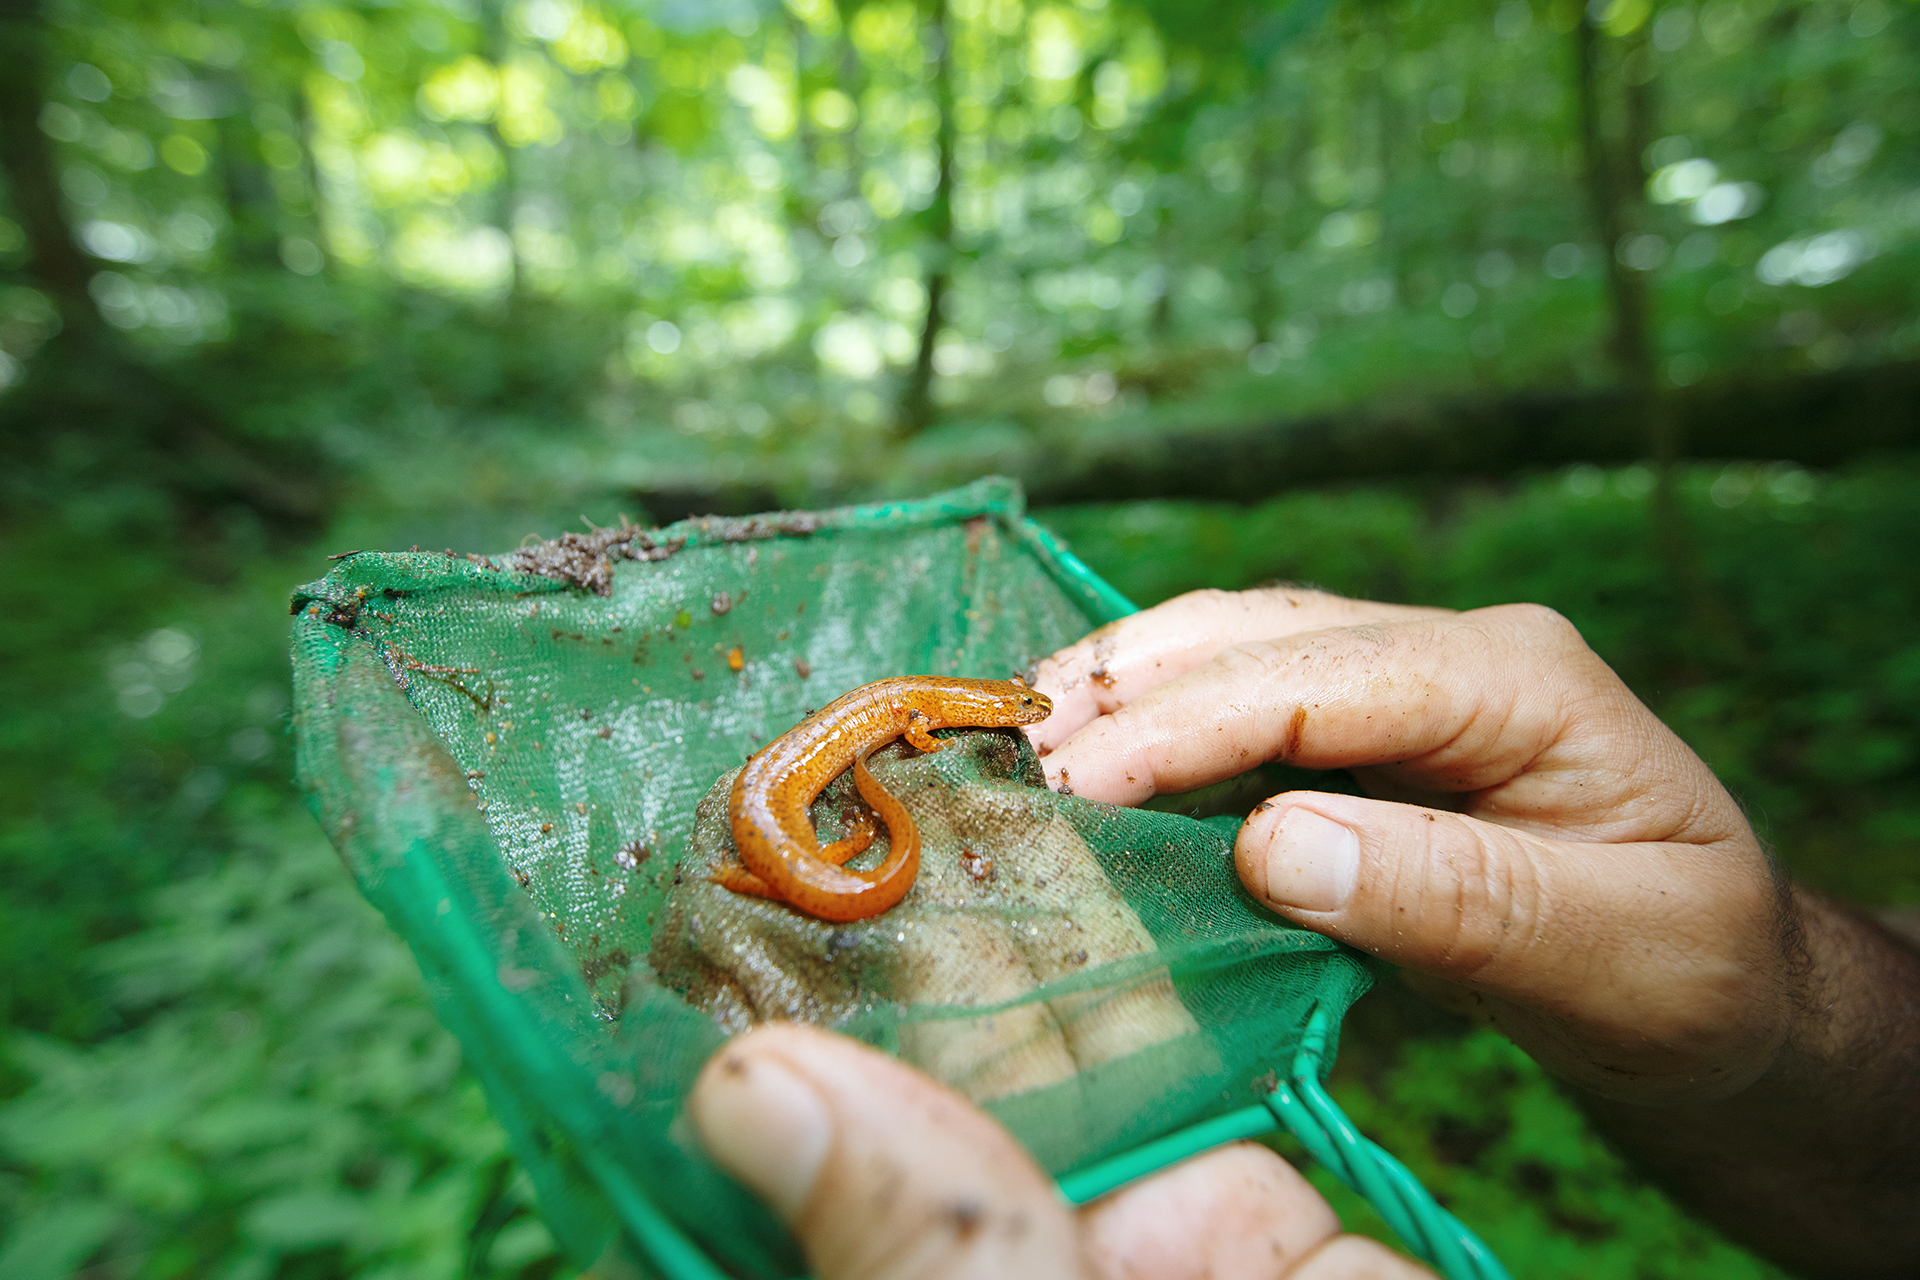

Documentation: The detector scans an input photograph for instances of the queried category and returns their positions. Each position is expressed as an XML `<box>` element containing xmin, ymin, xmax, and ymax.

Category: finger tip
<box><xmin>1234</xmin><ymin>801</ymin><xmax>1282</xmax><ymax>886</ymax></box>
<box><xmin>692</xmin><ymin>1033</ymin><xmax>834</xmax><ymax>1222</ymax></box>
<box><xmin>701</xmin><ymin>1031</ymin><xmax>1081</xmax><ymax>1272</ymax></box>
<box><xmin>1234</xmin><ymin>798</ymin><xmax>1360</xmax><ymax>916</ymax></box>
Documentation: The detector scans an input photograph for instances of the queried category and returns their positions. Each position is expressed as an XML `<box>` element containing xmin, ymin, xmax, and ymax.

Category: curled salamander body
<box><xmin>714</xmin><ymin>676</ymin><xmax>1053</xmax><ymax>922</ymax></box>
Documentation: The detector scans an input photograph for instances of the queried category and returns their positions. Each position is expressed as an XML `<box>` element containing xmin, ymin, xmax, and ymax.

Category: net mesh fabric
<box><xmin>290</xmin><ymin>479</ymin><xmax>1371</xmax><ymax>1278</ymax></box>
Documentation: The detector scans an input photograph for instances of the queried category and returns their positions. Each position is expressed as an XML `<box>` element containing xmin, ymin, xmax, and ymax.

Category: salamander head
<box><xmin>1004</xmin><ymin>684</ymin><xmax>1052</xmax><ymax>724</ymax></box>
<box><xmin>929</xmin><ymin>676</ymin><xmax>1053</xmax><ymax>727</ymax></box>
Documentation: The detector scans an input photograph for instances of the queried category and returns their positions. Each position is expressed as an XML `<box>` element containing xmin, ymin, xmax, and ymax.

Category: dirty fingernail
<box><xmin>1257</xmin><ymin>808</ymin><xmax>1360</xmax><ymax>913</ymax></box>
<box><xmin>692</xmin><ymin>1051</ymin><xmax>831</xmax><ymax>1221</ymax></box>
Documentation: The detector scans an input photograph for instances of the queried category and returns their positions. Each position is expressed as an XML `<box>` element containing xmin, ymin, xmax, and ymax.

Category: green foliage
<box><xmin>3</xmin><ymin>0</ymin><xmax>1916</xmax><ymax>509</ymax></box>
<box><xmin>0</xmin><ymin>531</ymin><xmax>290</xmax><ymax>1045</ymax></box>
<box><xmin>0</xmin><ymin>802</ymin><xmax>570</xmax><ymax>1280</ymax></box>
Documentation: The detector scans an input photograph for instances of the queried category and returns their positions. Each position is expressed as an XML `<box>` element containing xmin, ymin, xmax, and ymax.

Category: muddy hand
<box><xmin>1029</xmin><ymin>588</ymin><xmax>1791</xmax><ymax>1103</ymax></box>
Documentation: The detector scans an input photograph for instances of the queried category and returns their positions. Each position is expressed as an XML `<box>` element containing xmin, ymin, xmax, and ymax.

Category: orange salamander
<box><xmin>714</xmin><ymin>675</ymin><xmax>1052</xmax><ymax>922</ymax></box>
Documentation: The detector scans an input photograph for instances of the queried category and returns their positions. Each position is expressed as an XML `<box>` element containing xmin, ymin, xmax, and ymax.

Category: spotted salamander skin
<box><xmin>715</xmin><ymin>676</ymin><xmax>1052</xmax><ymax>923</ymax></box>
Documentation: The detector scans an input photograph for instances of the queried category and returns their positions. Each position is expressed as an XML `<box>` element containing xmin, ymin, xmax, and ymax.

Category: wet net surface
<box><xmin>291</xmin><ymin>479</ymin><xmax>1371</xmax><ymax>1278</ymax></box>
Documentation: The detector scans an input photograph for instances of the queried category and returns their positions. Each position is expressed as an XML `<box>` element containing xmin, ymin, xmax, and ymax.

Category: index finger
<box><xmin>1028</xmin><ymin>587</ymin><xmax>1452</xmax><ymax>754</ymax></box>
<box><xmin>1040</xmin><ymin>605</ymin><xmax>1693</xmax><ymax>839</ymax></box>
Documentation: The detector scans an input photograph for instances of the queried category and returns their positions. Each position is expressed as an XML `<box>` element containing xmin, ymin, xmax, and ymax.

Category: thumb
<box><xmin>1235</xmin><ymin>793</ymin><xmax>1787</xmax><ymax>1098</ymax></box>
<box><xmin>690</xmin><ymin>1024</ymin><xmax>1086</xmax><ymax>1280</ymax></box>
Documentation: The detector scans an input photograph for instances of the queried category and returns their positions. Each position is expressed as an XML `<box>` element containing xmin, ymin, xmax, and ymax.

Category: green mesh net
<box><xmin>289</xmin><ymin>478</ymin><xmax>1505</xmax><ymax>1280</ymax></box>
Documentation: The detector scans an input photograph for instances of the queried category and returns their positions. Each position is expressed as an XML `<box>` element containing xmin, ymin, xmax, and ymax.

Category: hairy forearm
<box><xmin>1580</xmin><ymin>887</ymin><xmax>1920</xmax><ymax>1278</ymax></box>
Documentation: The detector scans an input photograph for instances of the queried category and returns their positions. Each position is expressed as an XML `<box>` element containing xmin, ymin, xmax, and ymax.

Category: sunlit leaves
<box><xmin>159</xmin><ymin>134</ymin><xmax>208</xmax><ymax>175</ymax></box>
<box><xmin>1591</xmin><ymin>0</ymin><xmax>1652</xmax><ymax>38</ymax></box>
<box><xmin>394</xmin><ymin>215</ymin><xmax>515</xmax><ymax>293</ymax></box>
<box><xmin>305</xmin><ymin>72</ymin><xmax>369</xmax><ymax>138</ymax></box>
<box><xmin>546</xmin><ymin>6</ymin><xmax>630</xmax><ymax>73</ymax></box>
<box><xmin>6</xmin><ymin>0</ymin><xmax>1914</xmax><ymax>435</ymax></box>
<box><xmin>419</xmin><ymin>56</ymin><xmax>500</xmax><ymax>123</ymax></box>
<box><xmin>808</xmin><ymin>86</ymin><xmax>856</xmax><ymax>129</ymax></box>
<box><xmin>729</xmin><ymin>62</ymin><xmax>797</xmax><ymax>137</ymax></box>
<box><xmin>1027</xmin><ymin>6</ymin><xmax>1088</xmax><ymax>84</ymax></box>
<box><xmin>361</xmin><ymin>132</ymin><xmax>486</xmax><ymax>206</ymax></box>
<box><xmin>851</xmin><ymin>2</ymin><xmax>923</xmax><ymax>58</ymax></box>
<box><xmin>497</xmin><ymin>55</ymin><xmax>566</xmax><ymax>145</ymax></box>
<box><xmin>785</xmin><ymin>0</ymin><xmax>841</xmax><ymax>34</ymax></box>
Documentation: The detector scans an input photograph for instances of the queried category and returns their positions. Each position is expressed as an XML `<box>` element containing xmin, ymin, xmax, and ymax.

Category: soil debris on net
<box><xmin>693</xmin><ymin>511</ymin><xmax>828</xmax><ymax>543</ymax></box>
<box><xmin>510</xmin><ymin>519</ymin><xmax>688</xmax><ymax>596</ymax></box>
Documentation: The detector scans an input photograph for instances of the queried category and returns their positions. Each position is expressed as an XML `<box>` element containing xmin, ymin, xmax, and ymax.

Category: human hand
<box><xmin>692</xmin><ymin>1022</ymin><xmax>1433</xmax><ymax>1280</ymax></box>
<box><xmin>1029</xmin><ymin>588</ymin><xmax>1793</xmax><ymax>1102</ymax></box>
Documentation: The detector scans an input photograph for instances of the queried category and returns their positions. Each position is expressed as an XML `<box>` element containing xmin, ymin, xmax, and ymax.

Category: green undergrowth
<box><xmin>0</xmin><ymin>808</ymin><xmax>568</xmax><ymax>1280</ymax></box>
<box><xmin>3</xmin><ymin>456</ymin><xmax>1915</xmax><ymax>1277</ymax></box>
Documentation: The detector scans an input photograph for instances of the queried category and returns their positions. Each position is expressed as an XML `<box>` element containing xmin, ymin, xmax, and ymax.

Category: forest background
<box><xmin>0</xmin><ymin>0</ymin><xmax>1916</xmax><ymax>1273</ymax></box>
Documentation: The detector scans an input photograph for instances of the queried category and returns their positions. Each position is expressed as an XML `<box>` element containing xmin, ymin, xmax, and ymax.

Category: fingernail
<box><xmin>1258</xmin><ymin>808</ymin><xmax>1360</xmax><ymax>912</ymax></box>
<box><xmin>692</xmin><ymin>1051</ymin><xmax>832</xmax><ymax>1221</ymax></box>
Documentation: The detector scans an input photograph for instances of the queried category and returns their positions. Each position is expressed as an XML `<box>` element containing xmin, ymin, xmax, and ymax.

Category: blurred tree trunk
<box><xmin>1150</xmin><ymin>206</ymin><xmax>1175</xmax><ymax>336</ymax></box>
<box><xmin>1574</xmin><ymin>14</ymin><xmax>1653</xmax><ymax>398</ymax></box>
<box><xmin>292</xmin><ymin>90</ymin><xmax>328</xmax><ymax>264</ymax></box>
<box><xmin>1243</xmin><ymin>113</ymin><xmax>1279</xmax><ymax>343</ymax></box>
<box><xmin>635</xmin><ymin>360</ymin><xmax>1920</xmax><ymax>511</ymax></box>
<box><xmin>1275</xmin><ymin>113</ymin><xmax>1310</xmax><ymax>335</ymax></box>
<box><xmin>215</xmin><ymin>76</ymin><xmax>281</xmax><ymax>268</ymax></box>
<box><xmin>0</xmin><ymin>0</ymin><xmax>99</xmax><ymax>327</ymax></box>
<box><xmin>787</xmin><ymin>10</ymin><xmax>822</xmax><ymax>226</ymax></box>
<box><xmin>833</xmin><ymin>0</ymin><xmax>868</xmax><ymax>198</ymax></box>
<box><xmin>483</xmin><ymin>0</ymin><xmax>521</xmax><ymax>303</ymax></box>
<box><xmin>1575</xmin><ymin>11</ymin><xmax>1745</xmax><ymax>659</ymax></box>
<box><xmin>899</xmin><ymin>0</ymin><xmax>953</xmax><ymax>436</ymax></box>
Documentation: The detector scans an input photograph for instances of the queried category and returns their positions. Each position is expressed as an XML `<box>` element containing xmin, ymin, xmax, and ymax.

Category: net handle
<box><xmin>1055</xmin><ymin>1004</ymin><xmax>1512</xmax><ymax>1280</ymax></box>
<box><xmin>1012</xmin><ymin>516</ymin><xmax>1140</xmax><ymax>624</ymax></box>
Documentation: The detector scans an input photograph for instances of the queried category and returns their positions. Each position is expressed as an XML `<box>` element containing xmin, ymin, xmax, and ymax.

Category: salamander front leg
<box><xmin>904</xmin><ymin>710</ymin><xmax>944</xmax><ymax>753</ymax></box>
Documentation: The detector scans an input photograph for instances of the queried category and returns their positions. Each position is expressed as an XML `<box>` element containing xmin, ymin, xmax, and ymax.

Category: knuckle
<box><xmin>1494</xmin><ymin>601</ymin><xmax>1585</xmax><ymax>648</ymax></box>
<box><xmin>1213</xmin><ymin>638</ymin><xmax>1288</xmax><ymax>681</ymax></box>
<box><xmin>1400</xmin><ymin>820</ymin><xmax>1544</xmax><ymax>980</ymax></box>
<box><xmin>1173</xmin><ymin>586</ymin><xmax>1240</xmax><ymax>612</ymax></box>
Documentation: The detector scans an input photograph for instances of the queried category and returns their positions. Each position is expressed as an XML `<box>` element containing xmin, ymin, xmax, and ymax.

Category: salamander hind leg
<box><xmin>903</xmin><ymin>710</ymin><xmax>944</xmax><ymax>753</ymax></box>
<box><xmin>817</xmin><ymin>801</ymin><xmax>878</xmax><ymax>867</ymax></box>
<box><xmin>710</xmin><ymin>863</ymin><xmax>776</xmax><ymax>898</ymax></box>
